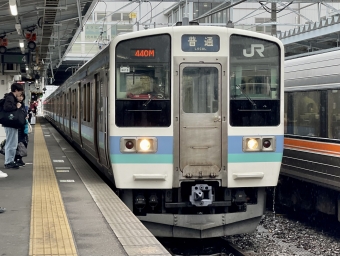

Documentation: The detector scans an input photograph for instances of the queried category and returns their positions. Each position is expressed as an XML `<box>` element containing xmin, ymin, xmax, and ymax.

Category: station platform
<box><xmin>0</xmin><ymin>117</ymin><xmax>170</xmax><ymax>256</ymax></box>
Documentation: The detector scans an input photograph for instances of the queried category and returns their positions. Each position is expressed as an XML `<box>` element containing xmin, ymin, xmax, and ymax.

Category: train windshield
<box><xmin>115</xmin><ymin>34</ymin><xmax>171</xmax><ymax>127</ymax></box>
<box><xmin>229</xmin><ymin>35</ymin><xmax>281</xmax><ymax>126</ymax></box>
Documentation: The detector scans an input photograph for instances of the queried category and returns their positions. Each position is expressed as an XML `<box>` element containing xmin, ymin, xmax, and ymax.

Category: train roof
<box><xmin>285</xmin><ymin>50</ymin><xmax>340</xmax><ymax>92</ymax></box>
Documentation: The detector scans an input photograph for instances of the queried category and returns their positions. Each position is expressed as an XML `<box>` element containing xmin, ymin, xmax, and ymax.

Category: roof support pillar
<box><xmin>57</xmin><ymin>26</ymin><xmax>61</xmax><ymax>61</ymax></box>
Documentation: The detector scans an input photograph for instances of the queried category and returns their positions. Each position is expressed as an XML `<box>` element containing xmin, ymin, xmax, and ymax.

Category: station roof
<box><xmin>279</xmin><ymin>13</ymin><xmax>340</xmax><ymax>60</ymax></box>
<box><xmin>0</xmin><ymin>0</ymin><xmax>96</xmax><ymax>85</ymax></box>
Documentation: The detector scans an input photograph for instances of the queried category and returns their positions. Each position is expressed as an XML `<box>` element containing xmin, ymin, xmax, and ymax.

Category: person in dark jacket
<box><xmin>14</xmin><ymin>93</ymin><xmax>28</xmax><ymax>167</ymax></box>
<box><xmin>2</xmin><ymin>83</ymin><xmax>24</xmax><ymax>169</ymax></box>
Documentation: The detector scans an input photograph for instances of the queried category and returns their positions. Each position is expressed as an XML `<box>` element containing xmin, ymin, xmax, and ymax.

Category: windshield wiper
<box><xmin>143</xmin><ymin>96</ymin><xmax>152</xmax><ymax>106</ymax></box>
<box><xmin>235</xmin><ymin>84</ymin><xmax>257</xmax><ymax>109</ymax></box>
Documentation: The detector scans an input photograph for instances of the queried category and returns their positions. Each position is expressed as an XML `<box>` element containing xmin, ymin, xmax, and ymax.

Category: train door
<box><xmin>62</xmin><ymin>93</ymin><xmax>66</xmax><ymax>132</ymax></box>
<box><xmin>68</xmin><ymin>88</ymin><xmax>72</xmax><ymax>138</ymax></box>
<box><xmin>95</xmin><ymin>73</ymin><xmax>110</xmax><ymax>168</ymax></box>
<box><xmin>179</xmin><ymin>63</ymin><xmax>222</xmax><ymax>178</ymax></box>
<box><xmin>78</xmin><ymin>83</ymin><xmax>83</xmax><ymax>148</ymax></box>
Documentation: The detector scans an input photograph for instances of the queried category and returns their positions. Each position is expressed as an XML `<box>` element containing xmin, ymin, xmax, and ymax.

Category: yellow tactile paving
<box><xmin>29</xmin><ymin>122</ymin><xmax>78</xmax><ymax>256</ymax></box>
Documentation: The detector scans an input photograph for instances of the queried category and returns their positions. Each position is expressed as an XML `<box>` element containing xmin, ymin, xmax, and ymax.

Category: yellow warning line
<box><xmin>29</xmin><ymin>122</ymin><xmax>78</xmax><ymax>256</ymax></box>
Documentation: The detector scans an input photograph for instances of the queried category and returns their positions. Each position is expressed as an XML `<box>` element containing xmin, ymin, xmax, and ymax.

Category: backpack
<box><xmin>0</xmin><ymin>98</ymin><xmax>5</xmax><ymax>112</ymax></box>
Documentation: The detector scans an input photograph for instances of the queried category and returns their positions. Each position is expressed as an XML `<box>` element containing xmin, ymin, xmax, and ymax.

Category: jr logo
<box><xmin>243</xmin><ymin>44</ymin><xmax>264</xmax><ymax>57</ymax></box>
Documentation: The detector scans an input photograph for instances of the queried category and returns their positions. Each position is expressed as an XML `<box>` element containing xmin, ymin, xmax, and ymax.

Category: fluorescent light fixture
<box><xmin>9</xmin><ymin>0</ymin><xmax>18</xmax><ymax>16</ymax></box>
<box><xmin>15</xmin><ymin>23</ymin><xmax>21</xmax><ymax>35</ymax></box>
<box><xmin>19</xmin><ymin>39</ymin><xmax>24</xmax><ymax>48</ymax></box>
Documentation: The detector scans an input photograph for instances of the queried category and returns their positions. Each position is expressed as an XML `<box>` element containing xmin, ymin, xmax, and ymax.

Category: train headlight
<box><xmin>139</xmin><ymin>139</ymin><xmax>151</xmax><ymax>151</ymax></box>
<box><xmin>136</xmin><ymin>137</ymin><xmax>157</xmax><ymax>153</ymax></box>
<box><xmin>247</xmin><ymin>139</ymin><xmax>259</xmax><ymax>150</ymax></box>
<box><xmin>243</xmin><ymin>137</ymin><xmax>261</xmax><ymax>152</ymax></box>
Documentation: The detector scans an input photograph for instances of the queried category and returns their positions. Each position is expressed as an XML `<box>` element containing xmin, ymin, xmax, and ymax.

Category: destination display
<box><xmin>130</xmin><ymin>49</ymin><xmax>155</xmax><ymax>58</ymax></box>
<box><xmin>181</xmin><ymin>35</ymin><xmax>220</xmax><ymax>52</ymax></box>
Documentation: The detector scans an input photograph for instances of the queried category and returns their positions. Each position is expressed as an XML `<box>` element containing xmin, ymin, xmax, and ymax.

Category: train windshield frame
<box><xmin>115</xmin><ymin>34</ymin><xmax>171</xmax><ymax>127</ymax></box>
<box><xmin>229</xmin><ymin>35</ymin><xmax>281</xmax><ymax>126</ymax></box>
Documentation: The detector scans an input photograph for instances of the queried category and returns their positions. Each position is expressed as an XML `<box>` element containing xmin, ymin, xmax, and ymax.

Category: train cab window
<box><xmin>229</xmin><ymin>35</ymin><xmax>281</xmax><ymax>126</ymax></box>
<box><xmin>115</xmin><ymin>34</ymin><xmax>171</xmax><ymax>127</ymax></box>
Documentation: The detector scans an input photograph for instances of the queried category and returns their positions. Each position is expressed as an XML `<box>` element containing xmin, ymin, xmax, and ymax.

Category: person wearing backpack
<box><xmin>2</xmin><ymin>83</ymin><xmax>24</xmax><ymax>169</ymax></box>
<box><xmin>14</xmin><ymin>93</ymin><xmax>28</xmax><ymax>167</ymax></box>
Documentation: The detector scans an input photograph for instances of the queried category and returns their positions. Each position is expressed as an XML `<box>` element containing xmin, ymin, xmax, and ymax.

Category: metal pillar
<box><xmin>271</xmin><ymin>3</ymin><xmax>277</xmax><ymax>36</ymax></box>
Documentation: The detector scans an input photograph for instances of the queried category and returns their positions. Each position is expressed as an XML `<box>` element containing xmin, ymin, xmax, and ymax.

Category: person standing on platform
<box><xmin>2</xmin><ymin>83</ymin><xmax>24</xmax><ymax>169</ymax></box>
<box><xmin>14</xmin><ymin>93</ymin><xmax>28</xmax><ymax>167</ymax></box>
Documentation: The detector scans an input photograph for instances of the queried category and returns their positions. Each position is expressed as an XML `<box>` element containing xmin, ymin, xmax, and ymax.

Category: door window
<box><xmin>182</xmin><ymin>67</ymin><xmax>219</xmax><ymax>113</ymax></box>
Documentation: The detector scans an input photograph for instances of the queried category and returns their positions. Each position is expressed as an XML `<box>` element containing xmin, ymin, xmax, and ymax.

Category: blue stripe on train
<box><xmin>109</xmin><ymin>135</ymin><xmax>283</xmax><ymax>164</ymax></box>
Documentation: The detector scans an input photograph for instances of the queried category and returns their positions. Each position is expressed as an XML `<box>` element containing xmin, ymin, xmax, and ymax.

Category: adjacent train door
<box><xmin>179</xmin><ymin>64</ymin><xmax>222</xmax><ymax>178</ymax></box>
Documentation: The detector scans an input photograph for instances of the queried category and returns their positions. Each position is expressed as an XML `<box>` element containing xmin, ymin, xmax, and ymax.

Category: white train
<box><xmin>44</xmin><ymin>25</ymin><xmax>284</xmax><ymax>238</ymax></box>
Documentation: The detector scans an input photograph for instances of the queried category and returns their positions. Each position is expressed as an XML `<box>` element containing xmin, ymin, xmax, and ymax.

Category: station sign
<box><xmin>2</xmin><ymin>54</ymin><xmax>29</xmax><ymax>64</ymax></box>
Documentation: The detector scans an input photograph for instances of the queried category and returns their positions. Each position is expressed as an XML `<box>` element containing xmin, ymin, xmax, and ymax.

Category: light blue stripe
<box><xmin>228</xmin><ymin>153</ymin><xmax>283</xmax><ymax>163</ymax></box>
<box><xmin>111</xmin><ymin>154</ymin><xmax>173</xmax><ymax>163</ymax></box>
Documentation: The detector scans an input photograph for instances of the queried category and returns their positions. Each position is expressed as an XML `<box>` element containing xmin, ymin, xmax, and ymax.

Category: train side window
<box><xmin>71</xmin><ymin>89</ymin><xmax>74</xmax><ymax>118</ymax></box>
<box><xmin>83</xmin><ymin>84</ymin><xmax>86</xmax><ymax>121</ymax></box>
<box><xmin>86</xmin><ymin>82</ymin><xmax>91</xmax><ymax>122</ymax></box>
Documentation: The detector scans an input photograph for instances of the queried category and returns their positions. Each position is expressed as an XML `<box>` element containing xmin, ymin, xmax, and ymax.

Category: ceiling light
<box><xmin>19</xmin><ymin>39</ymin><xmax>24</xmax><ymax>48</ymax></box>
<box><xmin>15</xmin><ymin>23</ymin><xmax>21</xmax><ymax>35</ymax></box>
<box><xmin>9</xmin><ymin>0</ymin><xmax>18</xmax><ymax>16</ymax></box>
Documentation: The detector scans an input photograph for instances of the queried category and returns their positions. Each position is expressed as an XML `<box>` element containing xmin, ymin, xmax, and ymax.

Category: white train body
<box><xmin>44</xmin><ymin>26</ymin><xmax>284</xmax><ymax>238</ymax></box>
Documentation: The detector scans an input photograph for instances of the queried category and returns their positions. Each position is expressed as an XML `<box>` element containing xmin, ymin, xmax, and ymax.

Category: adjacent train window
<box><xmin>328</xmin><ymin>90</ymin><xmax>340</xmax><ymax>139</ymax></box>
<box><xmin>229</xmin><ymin>35</ymin><xmax>280</xmax><ymax>126</ymax></box>
<box><xmin>285</xmin><ymin>91</ymin><xmax>321</xmax><ymax>137</ymax></box>
<box><xmin>286</xmin><ymin>90</ymin><xmax>340</xmax><ymax>139</ymax></box>
<box><xmin>115</xmin><ymin>34</ymin><xmax>171</xmax><ymax>127</ymax></box>
<box><xmin>182</xmin><ymin>67</ymin><xmax>218</xmax><ymax>113</ymax></box>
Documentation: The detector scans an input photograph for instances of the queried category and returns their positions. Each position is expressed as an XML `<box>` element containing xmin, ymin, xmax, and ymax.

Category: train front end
<box><xmin>110</xmin><ymin>27</ymin><xmax>284</xmax><ymax>238</ymax></box>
